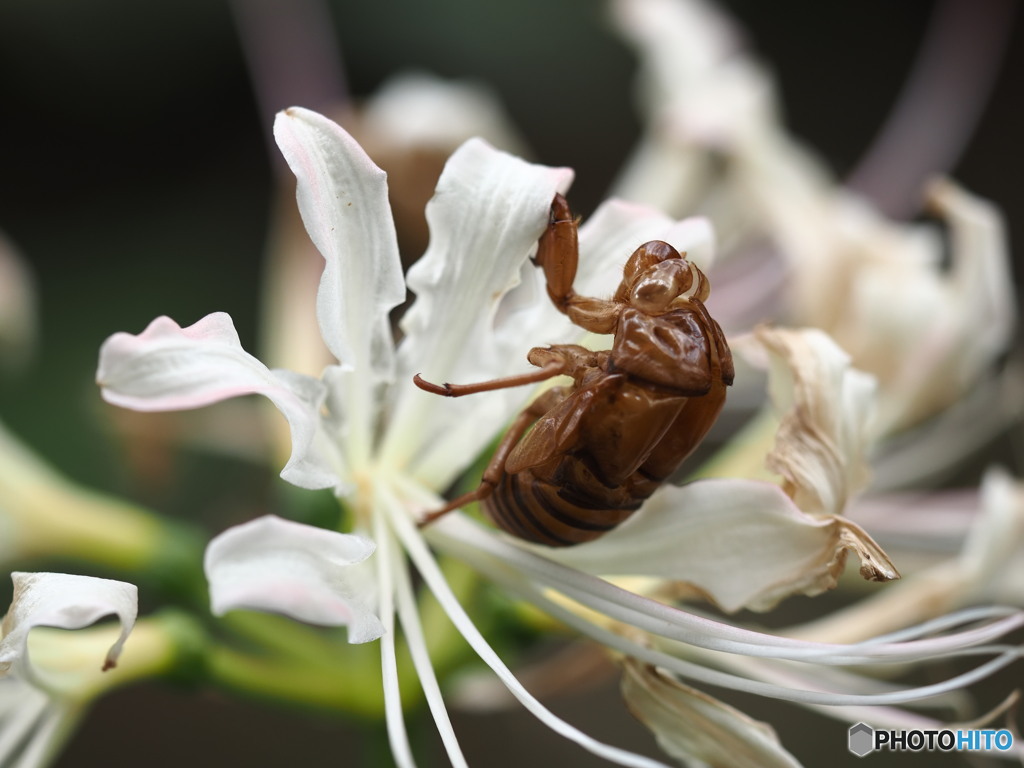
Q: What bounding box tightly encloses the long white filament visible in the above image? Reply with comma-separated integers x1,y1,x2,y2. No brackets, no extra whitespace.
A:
703,654,1024,759
372,509,416,768
381,485,673,768
440,526,1023,707
389,516,469,768
428,511,1024,663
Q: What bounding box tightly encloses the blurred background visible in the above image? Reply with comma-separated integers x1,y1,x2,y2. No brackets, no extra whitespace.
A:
0,0,1021,765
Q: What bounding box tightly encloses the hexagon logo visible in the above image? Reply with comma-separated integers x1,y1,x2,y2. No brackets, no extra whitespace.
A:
848,722,875,757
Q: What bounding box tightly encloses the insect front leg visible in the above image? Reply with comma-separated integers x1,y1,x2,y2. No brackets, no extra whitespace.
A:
534,195,618,335
535,193,579,309
417,389,566,527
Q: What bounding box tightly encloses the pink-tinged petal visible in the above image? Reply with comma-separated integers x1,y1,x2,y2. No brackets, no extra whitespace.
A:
97,313,339,490
0,572,137,682
274,108,406,464
550,479,897,612
383,138,573,487
204,515,384,644
621,660,803,768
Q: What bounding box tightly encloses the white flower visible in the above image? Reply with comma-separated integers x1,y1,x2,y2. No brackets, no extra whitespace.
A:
610,0,1017,450
0,572,137,768
96,108,1023,767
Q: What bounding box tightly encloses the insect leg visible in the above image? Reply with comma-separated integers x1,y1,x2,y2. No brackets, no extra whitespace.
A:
534,193,579,309
417,391,562,527
413,359,566,397
534,194,619,335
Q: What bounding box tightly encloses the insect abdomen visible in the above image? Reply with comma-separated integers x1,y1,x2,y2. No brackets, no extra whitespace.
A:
484,470,640,547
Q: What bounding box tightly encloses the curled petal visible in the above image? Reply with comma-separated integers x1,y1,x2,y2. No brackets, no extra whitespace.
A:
621,659,802,768
854,180,1012,433
0,572,137,683
272,107,405,375
736,326,877,517
274,108,407,464
551,479,897,612
383,137,573,487
204,515,384,644
97,313,339,490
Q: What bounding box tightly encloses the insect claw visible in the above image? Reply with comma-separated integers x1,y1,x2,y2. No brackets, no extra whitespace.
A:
413,373,452,396
417,506,451,528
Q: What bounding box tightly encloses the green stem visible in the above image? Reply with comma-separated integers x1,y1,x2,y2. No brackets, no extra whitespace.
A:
0,421,208,598
205,641,406,719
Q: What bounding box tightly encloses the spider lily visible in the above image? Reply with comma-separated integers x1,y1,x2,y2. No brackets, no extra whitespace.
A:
97,108,1023,766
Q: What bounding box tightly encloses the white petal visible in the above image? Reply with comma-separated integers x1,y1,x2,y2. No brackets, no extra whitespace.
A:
204,515,384,644
928,179,1015,370
360,71,528,156
274,107,406,463
621,659,803,768
844,180,1012,433
0,572,137,683
609,0,777,215
551,479,896,612
97,313,339,490
383,138,573,486
736,327,877,517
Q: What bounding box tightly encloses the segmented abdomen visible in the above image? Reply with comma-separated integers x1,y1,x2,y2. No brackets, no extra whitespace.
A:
483,469,641,547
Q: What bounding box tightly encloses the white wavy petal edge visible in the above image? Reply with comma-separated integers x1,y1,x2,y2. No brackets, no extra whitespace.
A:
0,572,138,685
204,515,384,644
